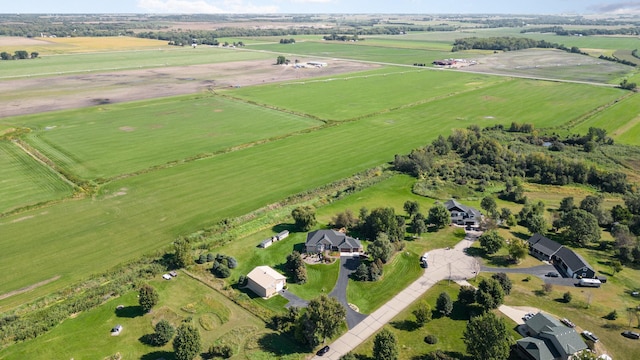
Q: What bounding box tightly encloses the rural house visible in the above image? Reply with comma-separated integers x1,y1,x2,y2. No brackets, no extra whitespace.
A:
305,229,363,254
526,234,596,279
517,312,587,360
444,199,482,228
246,266,286,298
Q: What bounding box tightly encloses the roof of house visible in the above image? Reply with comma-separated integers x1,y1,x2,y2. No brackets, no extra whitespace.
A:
554,247,592,272
526,312,564,335
517,337,557,360
539,326,588,357
247,266,286,288
528,234,563,256
305,229,361,250
444,199,482,217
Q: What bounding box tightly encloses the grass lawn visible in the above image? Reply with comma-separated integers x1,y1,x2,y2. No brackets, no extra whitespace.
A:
572,92,640,146
0,141,74,214
0,271,305,360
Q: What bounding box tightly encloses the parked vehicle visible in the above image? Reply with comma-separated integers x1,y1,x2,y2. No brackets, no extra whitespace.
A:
560,318,575,328
582,330,599,342
522,312,536,321
578,278,601,288
546,272,559,278
631,291,640,297
622,330,640,339
420,252,429,268
316,346,330,356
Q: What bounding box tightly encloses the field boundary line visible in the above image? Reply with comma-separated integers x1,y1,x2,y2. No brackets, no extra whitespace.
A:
0,276,60,301
562,91,635,130
12,139,78,190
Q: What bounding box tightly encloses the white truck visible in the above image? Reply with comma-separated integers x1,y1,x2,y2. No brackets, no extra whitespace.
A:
578,278,601,288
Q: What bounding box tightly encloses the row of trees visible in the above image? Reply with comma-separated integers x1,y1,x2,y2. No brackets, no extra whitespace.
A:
0,50,38,60
522,26,640,37
451,36,588,55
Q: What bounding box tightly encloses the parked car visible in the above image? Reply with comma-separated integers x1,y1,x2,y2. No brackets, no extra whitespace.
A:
631,291,640,297
522,313,535,321
560,318,575,328
582,330,599,343
546,272,559,278
622,330,640,339
316,346,330,356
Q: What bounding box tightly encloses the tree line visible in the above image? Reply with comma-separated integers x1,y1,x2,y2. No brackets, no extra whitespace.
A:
0,50,38,60
451,36,588,55
522,26,640,36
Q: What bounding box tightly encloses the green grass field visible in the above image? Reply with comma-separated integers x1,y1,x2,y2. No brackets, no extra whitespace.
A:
572,92,640,146
0,75,627,306
0,141,73,214
8,95,322,180
0,47,272,79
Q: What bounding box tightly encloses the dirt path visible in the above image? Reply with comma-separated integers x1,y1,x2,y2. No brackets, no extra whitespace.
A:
0,58,378,118
0,275,61,301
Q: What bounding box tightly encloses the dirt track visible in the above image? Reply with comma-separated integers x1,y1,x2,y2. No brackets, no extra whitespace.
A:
0,58,378,118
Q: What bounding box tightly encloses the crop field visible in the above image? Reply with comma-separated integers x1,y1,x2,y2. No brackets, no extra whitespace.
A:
0,75,625,308
0,46,272,79
9,95,322,180
0,36,170,55
0,142,74,214
572,93,640,146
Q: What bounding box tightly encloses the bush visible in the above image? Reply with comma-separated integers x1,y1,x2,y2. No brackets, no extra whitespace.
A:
238,275,247,286
206,253,215,262
605,310,618,320
226,257,238,269
424,334,439,344
196,254,207,264
207,344,233,358
563,291,572,303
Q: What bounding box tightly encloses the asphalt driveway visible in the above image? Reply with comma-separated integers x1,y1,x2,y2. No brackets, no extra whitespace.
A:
481,264,579,286
329,255,367,329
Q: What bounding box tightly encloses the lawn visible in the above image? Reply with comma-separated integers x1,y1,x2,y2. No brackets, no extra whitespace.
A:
0,141,74,214
0,272,304,360
572,92,640,146
7,95,322,179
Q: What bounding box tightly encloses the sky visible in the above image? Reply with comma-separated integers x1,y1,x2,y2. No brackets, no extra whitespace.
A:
4,0,640,15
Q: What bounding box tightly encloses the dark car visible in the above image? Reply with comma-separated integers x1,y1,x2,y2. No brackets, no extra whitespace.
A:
316,346,330,356
546,272,559,278
622,330,640,339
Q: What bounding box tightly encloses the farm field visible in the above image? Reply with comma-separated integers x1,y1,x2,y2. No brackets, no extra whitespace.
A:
0,141,74,214
0,36,170,55
10,95,322,180
572,93,640,146
0,76,628,306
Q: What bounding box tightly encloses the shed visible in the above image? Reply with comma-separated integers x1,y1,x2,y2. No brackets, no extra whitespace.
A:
259,238,273,248
111,324,123,336
276,230,290,241
246,266,286,298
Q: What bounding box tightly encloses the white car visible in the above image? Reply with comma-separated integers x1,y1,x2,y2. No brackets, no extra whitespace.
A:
162,274,172,280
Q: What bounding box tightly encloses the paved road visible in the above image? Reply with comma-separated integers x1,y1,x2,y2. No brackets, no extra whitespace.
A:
280,288,308,308
481,264,580,287
312,236,478,360
329,255,367,329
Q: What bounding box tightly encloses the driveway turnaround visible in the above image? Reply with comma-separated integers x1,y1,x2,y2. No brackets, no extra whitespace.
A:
312,236,478,360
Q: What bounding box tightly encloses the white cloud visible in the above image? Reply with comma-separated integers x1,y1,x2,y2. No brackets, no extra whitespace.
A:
137,0,278,13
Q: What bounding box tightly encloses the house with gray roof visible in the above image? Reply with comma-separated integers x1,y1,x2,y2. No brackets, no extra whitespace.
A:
528,233,563,261
552,247,595,279
517,312,587,360
305,229,362,254
444,199,482,227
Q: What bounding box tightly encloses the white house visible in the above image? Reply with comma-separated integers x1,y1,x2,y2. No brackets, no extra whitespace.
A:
246,266,286,298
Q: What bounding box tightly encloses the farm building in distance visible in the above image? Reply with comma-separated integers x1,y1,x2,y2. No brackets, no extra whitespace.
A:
246,266,286,298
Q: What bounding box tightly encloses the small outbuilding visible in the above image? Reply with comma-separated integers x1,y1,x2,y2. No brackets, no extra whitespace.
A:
246,266,286,298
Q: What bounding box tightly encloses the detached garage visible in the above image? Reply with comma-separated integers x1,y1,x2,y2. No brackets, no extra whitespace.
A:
246,266,286,298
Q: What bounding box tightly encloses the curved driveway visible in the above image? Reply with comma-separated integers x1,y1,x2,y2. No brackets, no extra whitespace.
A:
329,255,368,329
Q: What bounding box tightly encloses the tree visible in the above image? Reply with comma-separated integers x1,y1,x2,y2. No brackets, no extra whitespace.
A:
428,203,450,229
152,319,175,345
296,294,346,347
173,323,201,360
611,260,623,276
372,328,398,360
563,291,572,303
560,209,601,245
173,237,193,268
331,209,358,229
411,218,427,236
340,353,357,360
481,196,498,218
436,292,453,316
139,284,159,313
14,50,29,59
508,238,528,263
353,263,369,281
625,193,640,215
30,52,39,59
276,55,287,64
478,230,505,254
611,204,632,224
463,312,511,360
286,251,307,284
291,206,317,231
368,232,394,263
362,207,404,242
412,301,432,327
476,278,504,311
526,214,547,235
491,272,512,295
0,51,11,60
457,285,477,305
559,196,575,213
404,200,420,217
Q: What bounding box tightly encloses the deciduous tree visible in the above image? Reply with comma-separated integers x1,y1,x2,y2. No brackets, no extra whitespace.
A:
428,203,451,229
173,323,201,360
481,196,498,218
508,238,528,263
476,278,504,311
463,312,511,360
403,200,420,217
436,292,453,316
560,209,601,246
478,230,505,254
368,232,394,264
296,295,346,347
291,206,317,231
152,319,175,346
412,301,432,327
373,328,398,360
173,237,193,268
139,284,159,313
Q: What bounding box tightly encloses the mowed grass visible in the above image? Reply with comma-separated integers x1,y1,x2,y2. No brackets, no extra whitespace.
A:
229,68,507,121
0,141,73,213
7,95,322,179
0,272,294,360
572,92,640,146
0,76,626,305
0,46,272,79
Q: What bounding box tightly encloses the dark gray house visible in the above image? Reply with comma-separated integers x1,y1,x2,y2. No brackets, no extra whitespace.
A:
517,312,587,360
552,247,596,279
305,229,363,254
528,233,563,261
444,199,482,228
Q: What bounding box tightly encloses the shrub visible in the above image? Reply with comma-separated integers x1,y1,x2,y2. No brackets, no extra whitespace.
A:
563,291,572,303
542,283,553,294
605,310,618,320
226,256,238,269
424,334,439,344
207,344,233,358
237,275,247,286
206,253,215,262
197,254,207,264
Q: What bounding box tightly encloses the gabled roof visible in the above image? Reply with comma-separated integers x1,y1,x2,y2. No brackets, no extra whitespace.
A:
528,234,563,257
247,266,286,288
526,312,563,335
554,247,592,272
444,199,482,216
517,337,557,360
306,229,361,249
539,326,588,358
